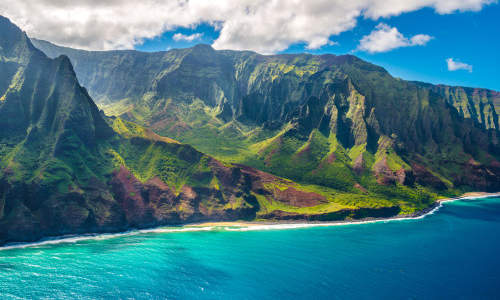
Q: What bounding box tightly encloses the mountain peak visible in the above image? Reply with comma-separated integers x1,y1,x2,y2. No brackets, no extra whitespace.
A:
0,15,16,29
0,15,113,144
191,43,214,52
0,15,26,52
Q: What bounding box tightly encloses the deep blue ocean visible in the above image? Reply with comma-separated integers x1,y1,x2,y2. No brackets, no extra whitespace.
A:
1,197,499,299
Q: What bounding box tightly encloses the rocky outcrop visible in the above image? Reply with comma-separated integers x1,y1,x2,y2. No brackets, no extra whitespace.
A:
426,84,500,130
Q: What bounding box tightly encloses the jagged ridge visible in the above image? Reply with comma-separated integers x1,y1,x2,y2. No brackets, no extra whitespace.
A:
31,39,500,196
1,16,414,245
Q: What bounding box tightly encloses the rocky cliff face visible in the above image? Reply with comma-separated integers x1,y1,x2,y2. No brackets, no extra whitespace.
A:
31,38,500,196
424,83,500,130
4,16,404,245
32,39,500,131
0,16,497,245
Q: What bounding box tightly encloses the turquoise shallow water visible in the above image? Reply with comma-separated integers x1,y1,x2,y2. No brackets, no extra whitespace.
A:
1,197,500,299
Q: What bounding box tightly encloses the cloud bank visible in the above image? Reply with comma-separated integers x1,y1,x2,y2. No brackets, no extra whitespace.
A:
447,58,473,72
358,23,432,53
0,0,494,53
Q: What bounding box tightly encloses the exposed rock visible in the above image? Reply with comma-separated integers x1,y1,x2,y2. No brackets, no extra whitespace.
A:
411,164,447,190
273,187,327,207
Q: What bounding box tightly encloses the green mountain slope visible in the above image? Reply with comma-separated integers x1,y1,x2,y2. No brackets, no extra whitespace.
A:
32,39,500,130
31,39,500,198
2,17,420,245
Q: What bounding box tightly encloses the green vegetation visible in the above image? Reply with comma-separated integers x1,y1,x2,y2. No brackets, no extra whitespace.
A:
0,15,499,245
30,35,500,218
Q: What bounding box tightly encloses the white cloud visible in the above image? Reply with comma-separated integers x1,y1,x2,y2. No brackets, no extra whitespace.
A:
306,39,338,50
358,23,433,53
172,33,203,42
361,0,495,18
0,0,494,53
446,58,473,72
410,34,433,46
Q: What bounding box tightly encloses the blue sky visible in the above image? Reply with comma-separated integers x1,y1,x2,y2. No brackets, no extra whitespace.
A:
136,4,500,91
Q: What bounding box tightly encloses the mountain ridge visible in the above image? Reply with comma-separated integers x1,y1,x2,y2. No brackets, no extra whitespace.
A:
4,16,409,245
0,15,498,244
30,38,499,137
31,38,499,98
30,38,500,195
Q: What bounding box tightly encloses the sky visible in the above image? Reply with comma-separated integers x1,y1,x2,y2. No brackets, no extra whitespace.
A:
0,0,498,90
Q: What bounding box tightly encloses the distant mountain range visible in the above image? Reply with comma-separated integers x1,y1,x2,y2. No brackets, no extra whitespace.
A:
0,15,498,245
32,37,500,192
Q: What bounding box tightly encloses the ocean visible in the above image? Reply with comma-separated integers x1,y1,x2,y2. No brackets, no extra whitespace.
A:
1,196,499,299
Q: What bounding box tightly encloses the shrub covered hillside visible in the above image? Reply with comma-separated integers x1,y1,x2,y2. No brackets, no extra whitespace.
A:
0,16,438,245
32,36,500,204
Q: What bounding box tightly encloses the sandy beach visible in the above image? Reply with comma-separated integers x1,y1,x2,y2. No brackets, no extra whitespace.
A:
437,192,500,202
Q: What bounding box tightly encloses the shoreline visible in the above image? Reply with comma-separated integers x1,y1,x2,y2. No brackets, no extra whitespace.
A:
185,192,500,228
1,192,499,250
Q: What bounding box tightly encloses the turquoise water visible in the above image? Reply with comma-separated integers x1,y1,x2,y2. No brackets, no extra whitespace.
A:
1,197,500,299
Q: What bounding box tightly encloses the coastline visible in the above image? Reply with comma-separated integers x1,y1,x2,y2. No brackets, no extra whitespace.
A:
1,192,499,250
186,192,500,229
436,192,500,202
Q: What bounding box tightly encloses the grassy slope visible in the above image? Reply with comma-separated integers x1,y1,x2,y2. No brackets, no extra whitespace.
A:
27,40,500,218
98,77,461,217
111,119,423,216
112,114,441,216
